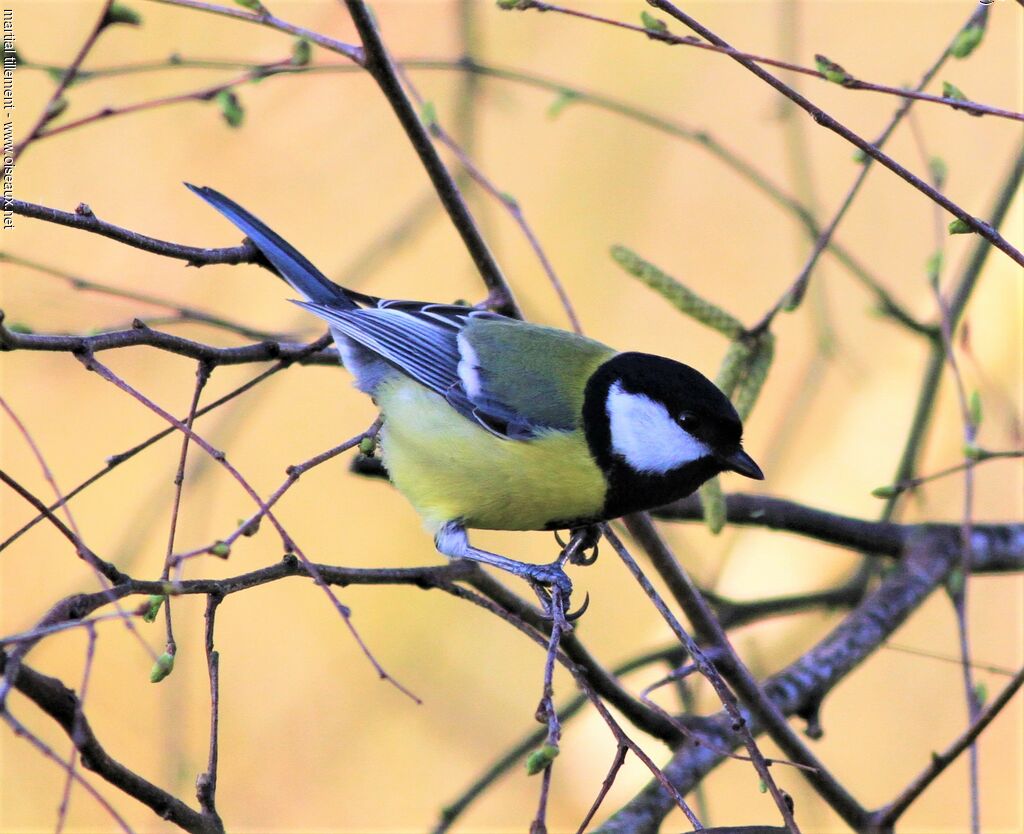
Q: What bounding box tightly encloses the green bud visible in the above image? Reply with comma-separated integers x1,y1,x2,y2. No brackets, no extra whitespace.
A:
942,81,967,102
547,88,580,119
948,218,972,235
925,250,943,280
950,25,984,60
968,390,983,429
852,148,868,164
496,0,523,8
104,2,142,26
44,97,68,122
233,0,265,11
291,38,311,66
814,54,852,86
358,436,377,456
419,100,438,131
610,246,744,339
973,681,987,707
7,322,33,334
946,566,965,598
962,443,984,461
759,779,768,793
929,157,948,189
871,485,898,499
209,541,231,557
142,595,165,623
640,11,668,34
150,651,175,683
781,287,802,312
215,90,244,128
525,744,559,775
699,478,726,535
499,192,519,210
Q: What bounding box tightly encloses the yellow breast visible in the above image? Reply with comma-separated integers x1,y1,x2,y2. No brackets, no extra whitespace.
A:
375,378,607,532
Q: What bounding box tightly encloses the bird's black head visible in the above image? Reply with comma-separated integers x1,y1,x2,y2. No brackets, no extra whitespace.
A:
582,352,763,520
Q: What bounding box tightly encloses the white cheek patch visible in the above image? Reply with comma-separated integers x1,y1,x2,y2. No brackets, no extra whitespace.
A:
456,334,483,399
606,382,711,474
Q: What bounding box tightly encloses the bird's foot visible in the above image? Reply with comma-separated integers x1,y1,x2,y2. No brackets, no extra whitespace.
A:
523,560,583,620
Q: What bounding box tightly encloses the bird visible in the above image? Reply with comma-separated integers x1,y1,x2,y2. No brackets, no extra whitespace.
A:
186,184,764,601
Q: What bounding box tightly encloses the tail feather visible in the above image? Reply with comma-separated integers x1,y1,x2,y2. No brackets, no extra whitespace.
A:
186,183,355,308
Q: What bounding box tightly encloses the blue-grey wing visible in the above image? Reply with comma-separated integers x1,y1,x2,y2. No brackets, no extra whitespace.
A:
293,299,535,438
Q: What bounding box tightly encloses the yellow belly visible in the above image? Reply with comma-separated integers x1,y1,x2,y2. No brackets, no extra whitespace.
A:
375,379,607,532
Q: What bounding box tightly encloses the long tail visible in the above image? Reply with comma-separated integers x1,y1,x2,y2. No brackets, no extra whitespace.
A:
185,183,356,308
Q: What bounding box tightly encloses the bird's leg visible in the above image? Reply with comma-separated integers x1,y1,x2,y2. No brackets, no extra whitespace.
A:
435,522,573,604
558,525,601,566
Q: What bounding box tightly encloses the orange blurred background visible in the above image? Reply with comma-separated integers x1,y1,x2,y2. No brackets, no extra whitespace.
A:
1,1,1021,831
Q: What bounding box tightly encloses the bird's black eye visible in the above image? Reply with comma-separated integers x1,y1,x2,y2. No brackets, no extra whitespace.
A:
677,412,700,432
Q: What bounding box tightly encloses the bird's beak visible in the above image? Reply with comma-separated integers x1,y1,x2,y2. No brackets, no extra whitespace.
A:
721,448,764,480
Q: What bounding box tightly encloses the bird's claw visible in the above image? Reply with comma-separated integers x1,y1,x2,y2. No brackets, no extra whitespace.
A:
558,526,601,566
566,591,590,622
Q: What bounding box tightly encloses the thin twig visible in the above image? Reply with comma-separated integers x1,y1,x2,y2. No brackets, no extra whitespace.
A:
196,594,224,828
344,0,521,317
5,0,114,170
871,666,1024,829
602,524,804,834
0,709,136,834
54,623,99,834
79,353,421,704
498,1,1020,121
644,1,1021,267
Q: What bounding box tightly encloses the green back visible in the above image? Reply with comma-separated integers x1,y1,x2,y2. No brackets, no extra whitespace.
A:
462,318,616,430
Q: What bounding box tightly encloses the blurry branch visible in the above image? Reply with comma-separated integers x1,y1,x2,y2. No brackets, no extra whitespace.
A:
873,449,1023,499
34,58,296,143
21,0,520,316
496,1,1022,122
0,254,289,342
645,0,1022,268
916,104,984,834
13,55,925,332
404,71,583,333
653,493,1024,573
343,0,521,317
882,145,1024,515
508,0,1022,268
3,0,113,173
147,0,363,62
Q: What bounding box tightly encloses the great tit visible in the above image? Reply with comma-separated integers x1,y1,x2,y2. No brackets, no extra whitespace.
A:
187,185,763,596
